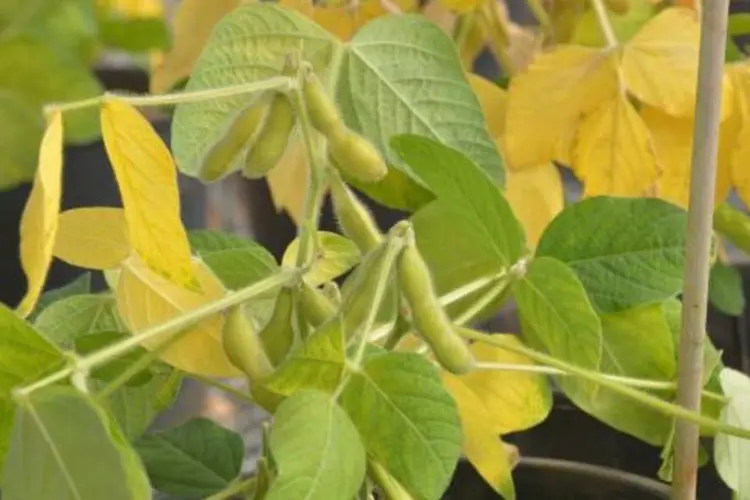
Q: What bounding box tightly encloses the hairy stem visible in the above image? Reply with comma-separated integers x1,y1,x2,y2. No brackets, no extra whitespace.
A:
589,0,618,48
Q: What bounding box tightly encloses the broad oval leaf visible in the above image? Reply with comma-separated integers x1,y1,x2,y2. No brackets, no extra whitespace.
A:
339,351,462,500
715,368,750,500
29,273,91,321
135,417,245,498
265,390,366,500
709,261,746,317
54,207,131,270
35,294,126,348
1,387,151,500
536,196,688,313
282,231,361,286
116,253,241,378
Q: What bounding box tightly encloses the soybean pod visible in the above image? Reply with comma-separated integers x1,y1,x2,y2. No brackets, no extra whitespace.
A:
397,233,475,374
302,70,342,138
198,98,269,182
259,286,296,366
328,127,388,184
329,171,383,254
298,282,337,328
222,305,274,382
242,92,297,179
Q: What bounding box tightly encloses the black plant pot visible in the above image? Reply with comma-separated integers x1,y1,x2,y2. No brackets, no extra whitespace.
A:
443,457,670,500
0,68,207,307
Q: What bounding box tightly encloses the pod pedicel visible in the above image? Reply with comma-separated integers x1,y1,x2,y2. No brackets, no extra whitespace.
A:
198,100,269,182
298,281,337,328
328,128,388,184
259,286,296,366
397,235,475,374
329,171,383,253
222,305,274,382
302,71,342,137
242,92,296,178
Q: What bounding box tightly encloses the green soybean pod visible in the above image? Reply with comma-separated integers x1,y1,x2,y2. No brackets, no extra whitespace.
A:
222,305,274,382
198,100,269,182
259,286,296,366
329,171,383,253
243,92,297,179
328,128,388,184
298,282,337,328
302,71,342,137
397,238,475,375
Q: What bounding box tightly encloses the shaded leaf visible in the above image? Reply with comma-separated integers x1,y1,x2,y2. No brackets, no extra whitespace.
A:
30,273,91,321
709,261,745,317
35,294,126,348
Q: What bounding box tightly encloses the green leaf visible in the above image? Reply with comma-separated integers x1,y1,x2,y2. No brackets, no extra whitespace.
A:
263,318,346,397
513,256,603,373
339,352,462,500
29,272,91,321
2,387,151,500
571,0,656,47
135,417,245,498
283,231,361,286
536,197,687,313
34,294,126,348
265,390,366,500
75,331,154,386
0,304,64,472
99,17,171,53
709,261,745,317
0,91,44,189
715,368,750,499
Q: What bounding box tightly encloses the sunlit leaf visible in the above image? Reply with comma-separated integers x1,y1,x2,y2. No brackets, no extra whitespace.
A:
715,368,750,500
53,207,131,270
17,111,64,317
282,231,361,286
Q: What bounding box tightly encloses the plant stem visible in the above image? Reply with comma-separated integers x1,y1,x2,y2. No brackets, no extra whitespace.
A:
672,1,730,498
454,276,510,325
437,270,508,308
459,327,750,441
45,76,294,115
14,270,297,398
368,460,412,500
589,0,618,48
205,477,256,500
525,0,552,33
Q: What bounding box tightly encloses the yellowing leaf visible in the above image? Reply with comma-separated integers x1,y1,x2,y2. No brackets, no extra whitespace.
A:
438,0,482,14
620,7,701,117
53,208,131,270
150,0,245,93
504,161,564,249
101,100,197,290
641,105,735,208
282,231,361,286
100,0,164,17
573,96,660,197
442,373,516,499
116,253,240,378
266,137,309,224
505,45,618,169
728,65,750,207
17,111,64,317
468,73,508,138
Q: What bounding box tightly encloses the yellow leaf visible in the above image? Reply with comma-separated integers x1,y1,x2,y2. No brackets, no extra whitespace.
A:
53,208,131,270
504,161,564,249
505,45,618,169
101,100,197,290
728,65,750,207
116,253,240,378
439,0,482,15
468,73,508,138
573,96,660,197
17,111,64,317
266,137,309,224
282,231,361,286
149,0,245,94
99,0,163,17
621,7,700,117
421,0,457,36
641,105,735,208
442,373,516,499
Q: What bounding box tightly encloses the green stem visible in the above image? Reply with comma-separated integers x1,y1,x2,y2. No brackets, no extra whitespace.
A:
460,327,750,441
190,373,257,406
589,0,618,48
45,76,294,115
15,270,298,398
368,460,412,500
205,477,257,500
453,276,510,326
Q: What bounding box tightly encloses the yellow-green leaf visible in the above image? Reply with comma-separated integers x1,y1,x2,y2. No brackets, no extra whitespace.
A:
641,104,735,208
573,96,660,197
442,372,516,499
438,0,482,14
54,208,131,270
266,137,308,225
282,231,361,286
101,100,197,290
116,253,240,378
468,73,507,138
505,45,618,169
17,111,64,317
728,65,750,207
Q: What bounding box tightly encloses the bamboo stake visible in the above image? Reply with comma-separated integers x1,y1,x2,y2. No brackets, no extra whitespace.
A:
671,2,730,499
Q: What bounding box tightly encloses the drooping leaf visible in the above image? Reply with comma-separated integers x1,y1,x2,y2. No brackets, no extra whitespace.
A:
29,272,91,321
135,417,245,498
714,368,750,500
536,196,688,312
0,304,64,472
709,261,746,317
339,352,462,500
513,256,603,377
53,207,131,270
17,111,64,317
265,390,366,500
116,253,240,378
282,231,361,286
2,387,151,500
101,99,197,289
